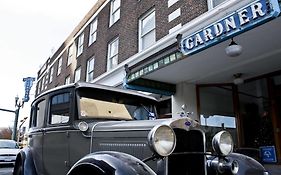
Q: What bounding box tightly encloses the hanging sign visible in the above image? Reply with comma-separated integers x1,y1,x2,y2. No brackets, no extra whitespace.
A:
23,77,36,102
179,0,280,55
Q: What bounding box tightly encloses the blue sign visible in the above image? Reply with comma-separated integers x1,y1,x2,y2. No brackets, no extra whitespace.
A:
23,77,36,102
180,0,280,55
260,146,277,163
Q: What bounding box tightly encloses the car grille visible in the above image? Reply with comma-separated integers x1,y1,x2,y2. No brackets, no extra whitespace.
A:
168,129,206,175
0,154,16,156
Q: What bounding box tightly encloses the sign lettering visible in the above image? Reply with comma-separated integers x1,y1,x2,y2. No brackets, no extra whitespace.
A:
180,0,280,55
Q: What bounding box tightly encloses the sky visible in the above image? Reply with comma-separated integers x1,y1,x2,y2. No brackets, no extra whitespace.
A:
0,0,97,127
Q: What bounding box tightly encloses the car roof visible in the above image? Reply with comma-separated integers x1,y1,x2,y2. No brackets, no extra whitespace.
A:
33,82,157,104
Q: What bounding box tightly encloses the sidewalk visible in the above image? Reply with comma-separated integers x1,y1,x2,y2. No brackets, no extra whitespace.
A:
264,164,281,175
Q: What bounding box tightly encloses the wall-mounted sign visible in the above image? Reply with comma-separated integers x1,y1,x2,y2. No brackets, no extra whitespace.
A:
260,146,277,163
180,0,280,55
23,77,36,102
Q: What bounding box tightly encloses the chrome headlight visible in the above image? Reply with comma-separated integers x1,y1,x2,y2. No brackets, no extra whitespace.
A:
212,131,233,156
148,125,176,157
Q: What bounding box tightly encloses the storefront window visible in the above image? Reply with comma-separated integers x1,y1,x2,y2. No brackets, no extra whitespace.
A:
238,78,274,148
198,85,237,150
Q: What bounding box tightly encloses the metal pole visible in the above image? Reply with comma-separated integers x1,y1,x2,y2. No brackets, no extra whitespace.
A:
12,107,20,141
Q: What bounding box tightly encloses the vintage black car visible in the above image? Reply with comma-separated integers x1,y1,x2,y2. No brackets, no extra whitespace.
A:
14,82,268,175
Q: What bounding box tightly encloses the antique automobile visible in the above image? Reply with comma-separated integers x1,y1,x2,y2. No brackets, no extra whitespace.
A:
13,82,268,175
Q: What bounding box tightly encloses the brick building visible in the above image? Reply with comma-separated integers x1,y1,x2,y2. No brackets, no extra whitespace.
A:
36,0,207,94
36,0,281,165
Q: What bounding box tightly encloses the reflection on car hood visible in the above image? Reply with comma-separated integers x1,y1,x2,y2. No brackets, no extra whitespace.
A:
0,148,20,155
92,117,199,132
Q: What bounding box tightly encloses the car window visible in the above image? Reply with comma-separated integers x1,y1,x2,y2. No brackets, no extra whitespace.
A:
0,140,19,149
78,90,157,120
49,93,70,125
31,99,46,128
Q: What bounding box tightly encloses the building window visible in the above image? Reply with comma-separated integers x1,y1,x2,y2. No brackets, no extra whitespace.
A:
89,19,98,46
49,67,54,83
67,44,75,66
107,37,119,71
45,74,49,86
37,81,41,94
207,0,227,10
86,57,95,82
74,67,81,83
65,75,71,85
139,9,156,51
109,0,121,26
77,33,84,56
41,78,44,91
57,57,62,75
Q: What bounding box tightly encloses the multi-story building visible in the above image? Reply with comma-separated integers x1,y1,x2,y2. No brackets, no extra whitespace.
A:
36,0,281,164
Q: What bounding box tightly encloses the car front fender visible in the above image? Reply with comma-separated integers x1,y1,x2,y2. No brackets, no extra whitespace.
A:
67,151,156,175
13,147,37,175
228,153,268,175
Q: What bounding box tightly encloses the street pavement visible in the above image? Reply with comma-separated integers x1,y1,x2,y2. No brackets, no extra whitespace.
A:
0,165,13,175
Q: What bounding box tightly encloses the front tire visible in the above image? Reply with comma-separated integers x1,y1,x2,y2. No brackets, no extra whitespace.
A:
13,160,23,175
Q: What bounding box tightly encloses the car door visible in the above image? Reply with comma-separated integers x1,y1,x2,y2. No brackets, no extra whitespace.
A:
42,91,72,175
29,98,46,175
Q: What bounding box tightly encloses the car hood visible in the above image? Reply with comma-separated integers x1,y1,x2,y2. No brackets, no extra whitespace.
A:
0,148,20,155
92,117,200,132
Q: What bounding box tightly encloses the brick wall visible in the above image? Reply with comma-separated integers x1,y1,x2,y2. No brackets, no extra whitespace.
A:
36,0,208,96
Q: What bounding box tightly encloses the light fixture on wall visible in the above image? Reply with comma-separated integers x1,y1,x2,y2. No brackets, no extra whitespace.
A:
225,38,243,57
233,73,244,85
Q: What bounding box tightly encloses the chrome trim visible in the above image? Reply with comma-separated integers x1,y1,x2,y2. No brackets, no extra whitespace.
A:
99,143,147,147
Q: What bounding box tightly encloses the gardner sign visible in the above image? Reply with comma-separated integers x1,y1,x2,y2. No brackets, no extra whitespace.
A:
179,0,280,55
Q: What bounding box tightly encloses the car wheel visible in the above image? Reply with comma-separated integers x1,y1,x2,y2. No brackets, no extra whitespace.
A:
13,161,23,175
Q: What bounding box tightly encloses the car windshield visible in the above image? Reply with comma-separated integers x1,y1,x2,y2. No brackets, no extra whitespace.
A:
77,88,157,120
0,140,18,149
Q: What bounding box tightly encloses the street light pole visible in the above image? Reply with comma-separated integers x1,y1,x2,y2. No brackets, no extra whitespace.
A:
12,96,24,141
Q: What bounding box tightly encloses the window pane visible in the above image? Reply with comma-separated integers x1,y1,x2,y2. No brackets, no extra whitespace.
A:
67,44,74,65
199,86,237,151
74,67,81,82
142,30,155,50
108,38,119,70
112,0,120,12
142,11,155,35
111,55,118,68
112,9,120,24
212,0,226,7
65,76,70,85
110,40,118,57
36,100,46,127
77,33,84,56
87,58,95,82
89,19,97,45
57,57,62,75
238,79,274,148
50,93,70,125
